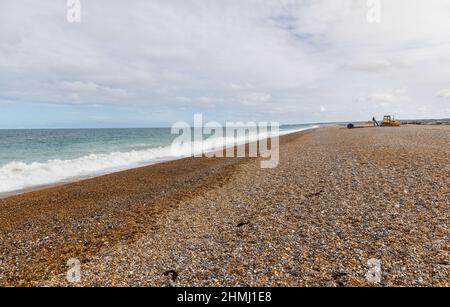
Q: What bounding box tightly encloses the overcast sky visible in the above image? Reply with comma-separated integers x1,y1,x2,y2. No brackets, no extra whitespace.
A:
1,0,450,128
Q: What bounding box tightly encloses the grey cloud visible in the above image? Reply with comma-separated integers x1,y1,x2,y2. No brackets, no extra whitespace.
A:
0,0,450,123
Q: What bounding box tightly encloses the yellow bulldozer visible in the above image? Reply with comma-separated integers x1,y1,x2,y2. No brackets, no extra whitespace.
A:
381,115,401,127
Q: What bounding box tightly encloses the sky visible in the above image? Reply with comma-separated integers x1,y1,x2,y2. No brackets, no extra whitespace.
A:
1,0,450,128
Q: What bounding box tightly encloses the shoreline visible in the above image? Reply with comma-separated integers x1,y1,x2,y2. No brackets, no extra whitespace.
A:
0,128,316,286
0,125,448,286
0,126,318,199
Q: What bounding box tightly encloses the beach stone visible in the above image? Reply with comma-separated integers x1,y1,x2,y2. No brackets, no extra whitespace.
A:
0,125,449,287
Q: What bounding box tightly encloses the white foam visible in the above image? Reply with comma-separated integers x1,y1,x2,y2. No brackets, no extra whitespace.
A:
0,126,317,194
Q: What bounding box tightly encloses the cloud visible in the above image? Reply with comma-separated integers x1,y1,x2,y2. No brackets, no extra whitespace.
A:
346,60,394,72
240,92,273,105
175,96,192,103
356,89,410,109
437,88,450,99
1,0,450,125
229,83,254,91
56,81,132,102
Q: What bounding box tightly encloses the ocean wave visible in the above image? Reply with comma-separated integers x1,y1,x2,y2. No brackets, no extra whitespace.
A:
0,126,317,194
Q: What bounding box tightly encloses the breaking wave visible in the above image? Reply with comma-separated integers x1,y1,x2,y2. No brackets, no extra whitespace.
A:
0,126,317,194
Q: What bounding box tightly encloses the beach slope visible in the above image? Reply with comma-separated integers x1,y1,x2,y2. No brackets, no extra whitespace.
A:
0,126,449,286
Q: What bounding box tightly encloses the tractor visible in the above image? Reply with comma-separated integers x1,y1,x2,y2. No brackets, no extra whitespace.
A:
381,115,401,127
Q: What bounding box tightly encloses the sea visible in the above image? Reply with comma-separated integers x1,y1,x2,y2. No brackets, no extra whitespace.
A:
0,124,317,194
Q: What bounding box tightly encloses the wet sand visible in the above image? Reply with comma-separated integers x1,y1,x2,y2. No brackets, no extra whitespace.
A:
0,126,449,286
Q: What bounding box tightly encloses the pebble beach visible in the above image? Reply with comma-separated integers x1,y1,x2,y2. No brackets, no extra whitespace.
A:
0,125,449,287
